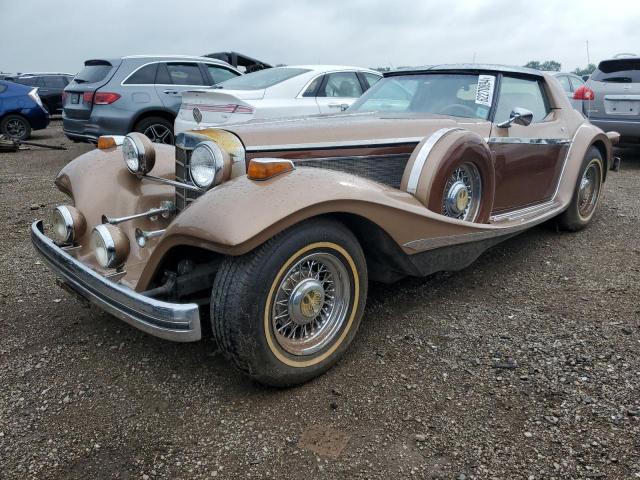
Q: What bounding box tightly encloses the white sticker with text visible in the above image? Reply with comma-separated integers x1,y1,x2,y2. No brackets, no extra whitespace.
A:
475,75,496,107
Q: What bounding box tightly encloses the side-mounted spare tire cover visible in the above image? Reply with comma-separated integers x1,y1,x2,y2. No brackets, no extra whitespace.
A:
400,128,495,224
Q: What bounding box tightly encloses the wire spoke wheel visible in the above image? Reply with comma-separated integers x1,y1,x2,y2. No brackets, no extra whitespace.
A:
577,159,602,219
143,124,173,144
271,252,351,356
441,162,482,221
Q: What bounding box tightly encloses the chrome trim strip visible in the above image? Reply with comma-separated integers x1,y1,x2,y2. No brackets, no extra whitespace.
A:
404,201,564,251
31,221,201,342
485,137,572,144
142,174,203,193
406,128,461,195
247,137,422,152
490,200,556,223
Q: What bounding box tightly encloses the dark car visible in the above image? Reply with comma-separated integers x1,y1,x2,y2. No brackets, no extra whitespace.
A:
13,73,74,114
62,55,241,144
0,80,50,140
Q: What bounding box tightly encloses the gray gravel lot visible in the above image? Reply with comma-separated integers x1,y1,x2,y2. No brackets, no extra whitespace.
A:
0,120,639,479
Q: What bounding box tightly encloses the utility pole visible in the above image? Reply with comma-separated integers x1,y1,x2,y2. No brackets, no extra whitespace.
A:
586,40,590,66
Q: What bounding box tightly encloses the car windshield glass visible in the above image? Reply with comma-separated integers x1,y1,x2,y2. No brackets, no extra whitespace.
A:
218,67,310,90
74,62,112,83
592,59,640,83
349,73,493,120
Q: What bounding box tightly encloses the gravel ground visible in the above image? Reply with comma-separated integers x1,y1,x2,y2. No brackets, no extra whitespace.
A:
0,120,639,479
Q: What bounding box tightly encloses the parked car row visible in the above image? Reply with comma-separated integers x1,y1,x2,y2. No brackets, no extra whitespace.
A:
33,63,620,386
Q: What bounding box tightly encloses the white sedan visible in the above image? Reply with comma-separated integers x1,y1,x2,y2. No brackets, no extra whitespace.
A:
175,65,382,135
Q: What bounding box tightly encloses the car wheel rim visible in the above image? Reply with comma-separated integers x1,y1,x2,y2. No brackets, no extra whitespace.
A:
271,252,351,356
143,124,174,144
442,162,482,221
578,159,601,219
6,119,26,138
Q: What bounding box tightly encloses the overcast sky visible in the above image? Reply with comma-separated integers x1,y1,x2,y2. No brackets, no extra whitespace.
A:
1,0,638,74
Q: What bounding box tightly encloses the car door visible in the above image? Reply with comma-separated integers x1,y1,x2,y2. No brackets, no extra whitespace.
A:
490,75,571,212
155,62,208,114
315,71,365,113
43,75,68,112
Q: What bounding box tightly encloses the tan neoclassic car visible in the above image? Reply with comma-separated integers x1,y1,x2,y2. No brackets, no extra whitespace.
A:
32,64,619,386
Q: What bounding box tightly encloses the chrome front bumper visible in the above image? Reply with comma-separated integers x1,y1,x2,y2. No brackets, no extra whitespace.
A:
31,220,202,342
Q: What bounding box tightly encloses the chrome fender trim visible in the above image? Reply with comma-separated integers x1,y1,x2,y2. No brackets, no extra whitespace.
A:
405,128,463,195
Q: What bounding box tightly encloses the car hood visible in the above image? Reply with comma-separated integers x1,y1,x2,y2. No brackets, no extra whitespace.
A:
213,111,490,151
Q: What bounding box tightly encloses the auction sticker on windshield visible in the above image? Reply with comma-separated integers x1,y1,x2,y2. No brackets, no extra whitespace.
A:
475,75,495,107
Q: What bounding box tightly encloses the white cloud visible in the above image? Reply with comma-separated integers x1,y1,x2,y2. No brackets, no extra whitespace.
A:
0,0,638,74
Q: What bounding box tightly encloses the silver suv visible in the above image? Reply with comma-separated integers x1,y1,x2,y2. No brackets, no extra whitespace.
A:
582,57,640,143
62,55,241,144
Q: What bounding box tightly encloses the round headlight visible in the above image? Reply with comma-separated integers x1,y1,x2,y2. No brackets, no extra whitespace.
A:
189,141,229,189
52,205,86,244
122,132,155,175
90,224,130,269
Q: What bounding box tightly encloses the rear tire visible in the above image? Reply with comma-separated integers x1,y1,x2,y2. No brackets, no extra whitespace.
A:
134,116,174,145
556,146,604,232
1,114,31,140
211,218,368,387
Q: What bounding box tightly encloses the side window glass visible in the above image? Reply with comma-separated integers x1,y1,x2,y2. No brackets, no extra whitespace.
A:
556,75,571,93
124,63,158,85
165,63,205,85
302,76,323,97
155,63,171,84
319,72,364,98
495,76,549,124
569,76,584,92
364,72,382,89
205,65,238,84
0,84,7,94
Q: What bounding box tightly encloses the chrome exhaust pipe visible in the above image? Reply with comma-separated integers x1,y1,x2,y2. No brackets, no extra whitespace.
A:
135,228,166,248
102,201,175,225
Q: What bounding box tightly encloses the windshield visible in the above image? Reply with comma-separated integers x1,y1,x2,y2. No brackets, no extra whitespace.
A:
349,73,494,120
218,67,310,90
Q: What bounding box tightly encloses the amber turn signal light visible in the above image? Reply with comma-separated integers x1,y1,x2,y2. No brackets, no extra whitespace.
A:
97,135,124,150
247,158,295,181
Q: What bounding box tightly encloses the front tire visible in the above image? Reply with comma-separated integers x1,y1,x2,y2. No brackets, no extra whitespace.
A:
211,219,368,387
556,146,604,231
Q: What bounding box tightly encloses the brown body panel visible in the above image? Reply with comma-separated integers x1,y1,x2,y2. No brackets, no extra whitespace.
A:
491,143,569,211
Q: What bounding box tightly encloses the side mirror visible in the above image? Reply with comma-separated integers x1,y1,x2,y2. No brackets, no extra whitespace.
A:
497,107,534,128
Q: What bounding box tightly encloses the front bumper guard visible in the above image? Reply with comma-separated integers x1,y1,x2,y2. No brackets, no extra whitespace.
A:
31,220,201,342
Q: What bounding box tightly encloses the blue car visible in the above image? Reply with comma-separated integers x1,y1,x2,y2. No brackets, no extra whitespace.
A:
0,80,50,140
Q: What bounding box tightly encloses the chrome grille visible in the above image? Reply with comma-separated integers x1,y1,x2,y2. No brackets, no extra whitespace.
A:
293,154,410,189
175,146,202,213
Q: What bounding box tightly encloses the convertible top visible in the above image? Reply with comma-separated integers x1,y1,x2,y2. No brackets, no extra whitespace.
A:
385,63,544,78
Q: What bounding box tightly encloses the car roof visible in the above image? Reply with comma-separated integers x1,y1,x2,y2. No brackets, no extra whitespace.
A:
385,63,544,78
286,65,382,74
121,54,231,64
19,72,74,76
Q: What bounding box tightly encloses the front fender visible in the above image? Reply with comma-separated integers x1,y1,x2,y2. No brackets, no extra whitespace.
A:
136,167,496,289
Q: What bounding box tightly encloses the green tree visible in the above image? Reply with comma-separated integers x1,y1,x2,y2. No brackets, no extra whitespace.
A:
524,60,561,71
573,63,596,77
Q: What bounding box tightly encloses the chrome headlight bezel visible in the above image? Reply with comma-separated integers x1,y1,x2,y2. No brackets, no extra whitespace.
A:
123,132,155,175
90,224,130,269
189,141,227,190
52,205,86,244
